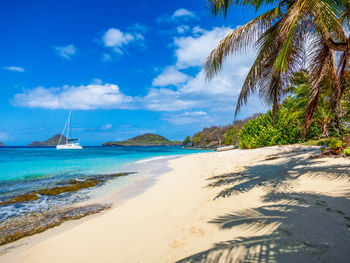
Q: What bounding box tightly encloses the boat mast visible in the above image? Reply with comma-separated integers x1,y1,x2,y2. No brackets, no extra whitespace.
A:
58,110,70,146
66,110,71,144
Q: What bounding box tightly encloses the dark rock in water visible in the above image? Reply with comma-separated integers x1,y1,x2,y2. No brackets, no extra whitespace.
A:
0,172,132,207
28,134,67,146
0,203,111,246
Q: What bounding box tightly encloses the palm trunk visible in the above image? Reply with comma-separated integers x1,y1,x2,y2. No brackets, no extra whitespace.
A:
322,122,328,138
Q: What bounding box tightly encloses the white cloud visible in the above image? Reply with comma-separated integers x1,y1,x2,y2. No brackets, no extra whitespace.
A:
102,124,112,130
102,28,144,54
13,26,266,120
157,8,198,23
172,8,196,18
176,25,190,34
165,111,210,125
3,66,25,72
145,26,263,117
152,66,191,87
175,26,232,68
0,131,9,141
141,88,202,111
55,44,77,59
13,82,133,110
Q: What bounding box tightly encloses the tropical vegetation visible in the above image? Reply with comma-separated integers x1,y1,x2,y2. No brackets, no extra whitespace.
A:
205,0,350,137
199,0,350,154
103,133,181,146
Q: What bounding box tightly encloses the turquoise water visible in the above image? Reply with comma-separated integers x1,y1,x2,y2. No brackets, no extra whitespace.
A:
0,146,208,220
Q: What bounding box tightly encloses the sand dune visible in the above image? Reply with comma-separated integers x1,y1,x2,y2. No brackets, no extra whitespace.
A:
1,145,350,262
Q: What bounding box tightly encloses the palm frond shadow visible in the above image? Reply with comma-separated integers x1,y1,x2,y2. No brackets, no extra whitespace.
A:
177,193,350,263
208,151,349,199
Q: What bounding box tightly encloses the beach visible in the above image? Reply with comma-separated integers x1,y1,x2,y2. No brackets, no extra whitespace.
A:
1,145,350,262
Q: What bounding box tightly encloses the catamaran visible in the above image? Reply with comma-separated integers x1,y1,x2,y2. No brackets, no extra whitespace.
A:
56,110,83,150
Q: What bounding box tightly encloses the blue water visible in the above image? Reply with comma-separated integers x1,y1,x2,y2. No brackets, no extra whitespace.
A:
0,146,208,220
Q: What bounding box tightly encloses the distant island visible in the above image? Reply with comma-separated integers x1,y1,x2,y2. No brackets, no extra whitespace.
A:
28,134,67,146
103,133,182,146
0,142,5,146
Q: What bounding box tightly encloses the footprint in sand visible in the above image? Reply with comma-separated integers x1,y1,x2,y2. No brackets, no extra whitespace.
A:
189,226,205,236
171,240,185,249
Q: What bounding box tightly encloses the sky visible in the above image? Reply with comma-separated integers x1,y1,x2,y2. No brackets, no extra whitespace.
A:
0,0,269,145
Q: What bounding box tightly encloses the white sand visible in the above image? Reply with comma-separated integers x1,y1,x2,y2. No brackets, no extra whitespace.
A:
1,145,350,262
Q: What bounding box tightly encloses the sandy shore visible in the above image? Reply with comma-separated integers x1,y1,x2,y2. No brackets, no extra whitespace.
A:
1,145,350,262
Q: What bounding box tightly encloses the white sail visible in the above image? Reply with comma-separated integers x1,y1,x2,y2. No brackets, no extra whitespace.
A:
56,110,83,150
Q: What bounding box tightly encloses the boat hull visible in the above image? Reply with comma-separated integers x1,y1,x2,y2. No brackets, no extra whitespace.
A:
216,145,235,152
56,143,83,150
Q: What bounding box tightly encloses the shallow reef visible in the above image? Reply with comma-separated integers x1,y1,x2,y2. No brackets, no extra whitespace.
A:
0,172,131,207
0,203,111,246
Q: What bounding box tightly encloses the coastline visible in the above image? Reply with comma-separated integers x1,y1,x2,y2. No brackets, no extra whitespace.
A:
1,145,350,262
0,153,188,250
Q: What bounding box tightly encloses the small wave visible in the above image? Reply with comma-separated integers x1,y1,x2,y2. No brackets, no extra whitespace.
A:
134,156,170,164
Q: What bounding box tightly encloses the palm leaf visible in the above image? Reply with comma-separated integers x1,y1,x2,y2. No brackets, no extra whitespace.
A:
204,5,284,79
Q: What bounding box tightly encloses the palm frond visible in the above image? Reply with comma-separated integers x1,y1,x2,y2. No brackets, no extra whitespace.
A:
207,0,282,16
204,5,284,79
304,36,333,136
234,23,281,115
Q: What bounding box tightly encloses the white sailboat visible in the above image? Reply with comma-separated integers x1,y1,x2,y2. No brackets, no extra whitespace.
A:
56,110,83,150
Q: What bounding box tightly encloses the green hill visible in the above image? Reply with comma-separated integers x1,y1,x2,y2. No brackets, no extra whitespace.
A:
103,133,181,146
28,134,67,146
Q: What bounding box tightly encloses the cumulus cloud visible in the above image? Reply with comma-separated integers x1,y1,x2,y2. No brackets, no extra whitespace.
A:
158,8,198,23
3,66,25,72
141,88,203,111
176,25,190,34
147,26,263,118
172,8,196,19
13,82,133,110
102,28,144,54
55,44,77,59
174,27,232,68
152,66,191,87
13,26,266,120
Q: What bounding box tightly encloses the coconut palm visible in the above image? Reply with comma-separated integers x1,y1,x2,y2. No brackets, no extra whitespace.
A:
204,0,349,134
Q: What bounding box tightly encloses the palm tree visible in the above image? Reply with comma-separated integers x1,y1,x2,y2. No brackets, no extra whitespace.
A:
204,0,349,134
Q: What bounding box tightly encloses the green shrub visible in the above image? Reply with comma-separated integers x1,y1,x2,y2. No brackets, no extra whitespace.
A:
303,138,331,146
329,138,343,150
238,111,319,149
183,136,191,145
343,147,350,156
223,126,238,145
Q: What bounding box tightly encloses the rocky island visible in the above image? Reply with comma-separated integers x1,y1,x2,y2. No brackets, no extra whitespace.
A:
103,133,181,146
0,142,5,146
28,134,67,146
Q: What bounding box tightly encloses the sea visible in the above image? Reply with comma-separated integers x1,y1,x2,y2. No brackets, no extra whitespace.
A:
0,146,209,222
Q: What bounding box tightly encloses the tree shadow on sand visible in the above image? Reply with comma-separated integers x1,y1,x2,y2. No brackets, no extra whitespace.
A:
207,150,350,199
177,151,350,263
177,193,350,263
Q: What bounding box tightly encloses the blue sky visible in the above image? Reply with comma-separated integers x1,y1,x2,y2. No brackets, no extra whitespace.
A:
0,0,268,145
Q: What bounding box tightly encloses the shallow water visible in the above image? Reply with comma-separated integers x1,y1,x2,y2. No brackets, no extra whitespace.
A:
0,146,208,221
